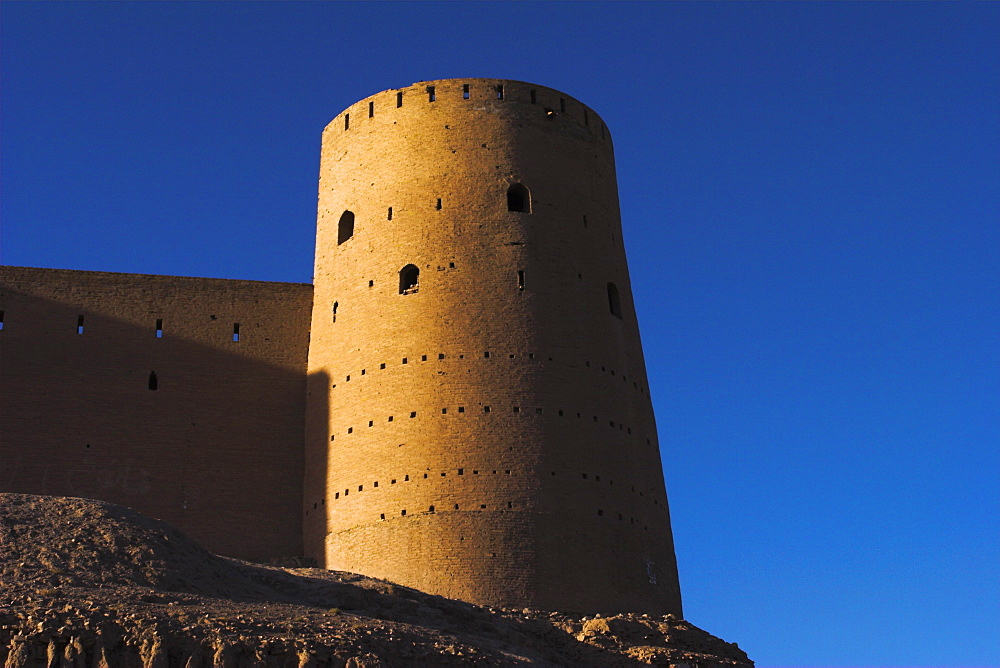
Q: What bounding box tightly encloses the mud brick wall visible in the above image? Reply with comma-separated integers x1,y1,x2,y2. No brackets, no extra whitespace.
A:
0,267,312,560
305,79,682,615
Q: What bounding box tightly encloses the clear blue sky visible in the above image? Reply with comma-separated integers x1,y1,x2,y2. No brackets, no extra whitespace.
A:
2,3,997,665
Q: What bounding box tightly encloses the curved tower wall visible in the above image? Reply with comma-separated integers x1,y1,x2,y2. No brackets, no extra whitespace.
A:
304,78,681,614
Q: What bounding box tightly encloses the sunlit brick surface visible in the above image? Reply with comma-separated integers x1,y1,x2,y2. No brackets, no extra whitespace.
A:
305,79,682,614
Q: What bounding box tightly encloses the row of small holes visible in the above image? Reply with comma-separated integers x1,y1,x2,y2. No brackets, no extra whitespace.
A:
326,469,664,507
333,469,516,500
331,352,648,395
37,316,242,342
341,83,607,139
331,406,650,443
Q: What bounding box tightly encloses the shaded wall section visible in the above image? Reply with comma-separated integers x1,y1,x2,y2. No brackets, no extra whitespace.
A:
0,267,312,560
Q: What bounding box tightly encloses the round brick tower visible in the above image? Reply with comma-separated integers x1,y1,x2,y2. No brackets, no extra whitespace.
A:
304,78,682,615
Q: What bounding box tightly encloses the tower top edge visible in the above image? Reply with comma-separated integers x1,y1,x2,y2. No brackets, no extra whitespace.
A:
325,78,611,141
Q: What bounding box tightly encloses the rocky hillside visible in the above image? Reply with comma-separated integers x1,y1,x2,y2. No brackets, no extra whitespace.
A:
0,494,752,666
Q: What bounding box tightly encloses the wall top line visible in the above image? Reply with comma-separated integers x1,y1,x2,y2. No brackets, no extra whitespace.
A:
325,78,610,143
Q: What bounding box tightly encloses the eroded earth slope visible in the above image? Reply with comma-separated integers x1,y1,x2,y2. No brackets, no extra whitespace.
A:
0,494,752,666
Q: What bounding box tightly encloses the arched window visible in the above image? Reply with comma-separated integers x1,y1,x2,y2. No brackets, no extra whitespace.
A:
607,282,622,319
337,211,355,245
507,183,531,213
399,264,419,294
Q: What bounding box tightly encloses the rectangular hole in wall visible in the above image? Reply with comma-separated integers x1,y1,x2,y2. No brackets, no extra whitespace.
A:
584,109,589,125
155,319,163,338
530,89,537,104
436,198,442,210
232,323,240,342
76,315,84,334
344,113,349,130
496,84,504,100
0,310,4,330
427,85,436,102
396,91,403,107
369,101,374,117
517,270,525,291
560,98,566,113
148,371,158,390
463,83,470,99
387,207,392,220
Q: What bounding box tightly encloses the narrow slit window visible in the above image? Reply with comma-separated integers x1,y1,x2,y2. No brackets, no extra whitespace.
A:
463,83,470,99
506,183,531,212
332,301,339,323
396,91,403,107
496,84,504,100
0,310,5,330
436,198,442,210
387,206,393,220
607,283,623,319
148,371,158,391
337,210,355,244
530,89,537,104
77,315,85,334
155,319,163,338
344,113,349,130
427,86,436,102
584,109,589,125
560,98,566,113
399,264,420,294
368,101,374,117
233,323,240,342
517,270,525,291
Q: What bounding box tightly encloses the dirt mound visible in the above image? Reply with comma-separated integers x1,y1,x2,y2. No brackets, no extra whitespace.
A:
0,494,752,666
0,493,279,600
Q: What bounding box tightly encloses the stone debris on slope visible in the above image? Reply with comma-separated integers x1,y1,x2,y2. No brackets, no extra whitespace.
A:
0,494,752,666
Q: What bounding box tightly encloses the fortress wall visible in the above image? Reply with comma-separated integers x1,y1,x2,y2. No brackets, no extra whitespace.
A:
305,79,681,614
0,266,312,560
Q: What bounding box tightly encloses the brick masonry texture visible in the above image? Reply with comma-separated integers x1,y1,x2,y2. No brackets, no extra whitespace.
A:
0,267,312,560
1,78,682,616
305,79,681,615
